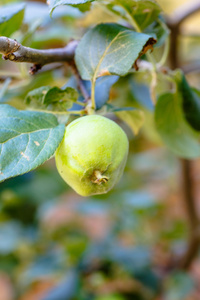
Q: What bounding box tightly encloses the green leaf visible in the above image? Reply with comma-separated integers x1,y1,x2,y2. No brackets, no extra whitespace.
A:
25,86,78,112
26,86,50,107
108,0,161,30
116,110,144,135
0,3,25,37
129,0,161,30
175,70,200,131
0,104,65,182
44,87,79,108
155,92,200,159
48,0,94,15
75,23,156,81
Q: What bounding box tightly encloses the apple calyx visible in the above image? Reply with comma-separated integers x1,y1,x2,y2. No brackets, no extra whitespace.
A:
91,170,109,185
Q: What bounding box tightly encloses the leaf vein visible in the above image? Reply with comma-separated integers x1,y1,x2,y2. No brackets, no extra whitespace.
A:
0,128,55,144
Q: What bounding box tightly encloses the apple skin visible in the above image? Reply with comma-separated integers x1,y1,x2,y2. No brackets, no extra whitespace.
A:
55,115,129,196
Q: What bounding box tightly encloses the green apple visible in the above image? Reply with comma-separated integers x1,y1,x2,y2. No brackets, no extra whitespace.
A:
55,115,129,196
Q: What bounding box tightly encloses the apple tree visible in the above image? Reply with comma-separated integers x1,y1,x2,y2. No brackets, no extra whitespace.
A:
0,0,200,299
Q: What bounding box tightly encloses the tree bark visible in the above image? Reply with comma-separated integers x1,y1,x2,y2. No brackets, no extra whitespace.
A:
0,36,78,66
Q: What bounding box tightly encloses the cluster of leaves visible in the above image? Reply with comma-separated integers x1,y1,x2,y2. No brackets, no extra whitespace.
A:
0,0,200,185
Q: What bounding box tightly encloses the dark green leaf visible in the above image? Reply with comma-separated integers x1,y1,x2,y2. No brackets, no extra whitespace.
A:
75,23,156,80
175,70,200,131
0,104,65,182
0,3,25,37
155,92,200,158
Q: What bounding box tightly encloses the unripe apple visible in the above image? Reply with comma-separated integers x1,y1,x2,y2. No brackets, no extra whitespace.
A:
55,115,129,196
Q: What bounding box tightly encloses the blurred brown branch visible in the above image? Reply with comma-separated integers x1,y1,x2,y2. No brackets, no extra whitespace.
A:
167,1,200,271
166,0,200,27
179,160,200,269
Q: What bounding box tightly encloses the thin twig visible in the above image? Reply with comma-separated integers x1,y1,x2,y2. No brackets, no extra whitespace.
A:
168,24,180,68
70,63,90,102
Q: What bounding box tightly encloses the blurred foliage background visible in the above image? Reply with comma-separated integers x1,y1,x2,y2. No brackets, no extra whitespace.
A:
0,0,200,299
